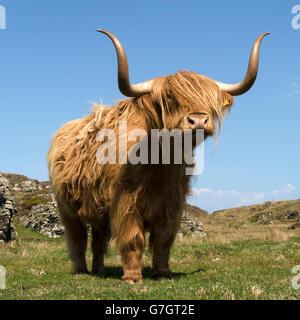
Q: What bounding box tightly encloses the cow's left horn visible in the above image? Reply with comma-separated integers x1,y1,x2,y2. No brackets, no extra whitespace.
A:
214,32,270,96
97,29,153,97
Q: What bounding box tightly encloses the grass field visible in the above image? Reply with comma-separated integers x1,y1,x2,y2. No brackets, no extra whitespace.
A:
1,220,300,300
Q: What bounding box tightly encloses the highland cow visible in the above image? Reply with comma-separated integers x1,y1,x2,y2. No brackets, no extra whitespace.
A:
47,30,269,283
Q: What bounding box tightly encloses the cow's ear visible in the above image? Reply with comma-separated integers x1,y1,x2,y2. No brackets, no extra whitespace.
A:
221,93,234,111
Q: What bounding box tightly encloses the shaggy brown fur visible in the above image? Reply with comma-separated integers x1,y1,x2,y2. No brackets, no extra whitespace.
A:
47,71,233,283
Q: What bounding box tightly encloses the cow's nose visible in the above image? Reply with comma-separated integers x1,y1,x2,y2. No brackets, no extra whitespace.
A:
186,115,209,130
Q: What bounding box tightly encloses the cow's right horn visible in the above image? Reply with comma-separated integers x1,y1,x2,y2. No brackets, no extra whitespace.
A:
97,29,153,97
214,32,270,96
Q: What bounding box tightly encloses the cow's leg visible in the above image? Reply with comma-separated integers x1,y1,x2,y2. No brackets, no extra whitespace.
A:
112,193,145,284
58,202,88,274
149,220,180,280
91,226,109,275
119,236,144,284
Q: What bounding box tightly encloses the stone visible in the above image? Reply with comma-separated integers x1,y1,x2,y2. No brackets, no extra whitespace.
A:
179,210,206,237
20,201,64,239
0,174,18,242
286,210,300,219
288,222,300,230
13,180,38,193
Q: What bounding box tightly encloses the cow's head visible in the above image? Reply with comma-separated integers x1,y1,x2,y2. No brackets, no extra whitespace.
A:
97,30,269,138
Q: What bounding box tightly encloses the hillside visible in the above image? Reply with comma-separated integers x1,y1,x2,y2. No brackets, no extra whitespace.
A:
200,199,300,242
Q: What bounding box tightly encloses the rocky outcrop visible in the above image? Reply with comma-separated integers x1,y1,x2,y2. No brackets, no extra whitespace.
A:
249,209,300,228
1,174,62,238
11,180,39,193
0,174,18,242
19,199,64,238
178,210,206,237
2,173,50,193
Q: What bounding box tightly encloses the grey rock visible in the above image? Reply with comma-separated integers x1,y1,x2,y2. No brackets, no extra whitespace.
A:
286,210,300,220
179,210,206,237
20,200,64,238
12,180,38,193
0,174,18,242
288,222,300,230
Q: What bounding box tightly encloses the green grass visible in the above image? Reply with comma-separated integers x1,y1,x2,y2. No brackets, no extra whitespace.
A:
23,197,48,209
1,222,300,300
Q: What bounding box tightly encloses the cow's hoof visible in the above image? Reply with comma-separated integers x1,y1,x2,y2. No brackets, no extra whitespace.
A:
153,271,172,281
123,278,143,284
122,272,143,284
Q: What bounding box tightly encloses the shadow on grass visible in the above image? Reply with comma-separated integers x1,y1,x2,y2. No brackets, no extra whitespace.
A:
93,266,206,280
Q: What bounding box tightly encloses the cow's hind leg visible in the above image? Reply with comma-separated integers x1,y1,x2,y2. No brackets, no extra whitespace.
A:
149,219,180,280
58,203,88,274
91,226,109,275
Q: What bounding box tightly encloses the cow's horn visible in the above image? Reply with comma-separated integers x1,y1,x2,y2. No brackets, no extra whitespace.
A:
214,32,270,96
97,29,153,97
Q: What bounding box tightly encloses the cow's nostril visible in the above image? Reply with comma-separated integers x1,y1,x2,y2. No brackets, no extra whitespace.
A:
204,117,208,124
187,117,195,125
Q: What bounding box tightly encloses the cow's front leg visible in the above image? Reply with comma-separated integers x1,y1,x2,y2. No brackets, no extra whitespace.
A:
120,239,144,284
111,192,145,284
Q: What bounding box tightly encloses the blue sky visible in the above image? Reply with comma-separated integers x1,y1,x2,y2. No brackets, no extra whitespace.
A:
0,1,299,212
